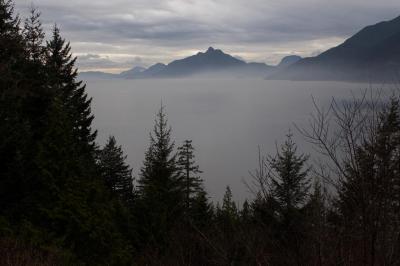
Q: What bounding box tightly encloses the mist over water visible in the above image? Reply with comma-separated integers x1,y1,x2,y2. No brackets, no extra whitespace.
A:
85,79,377,203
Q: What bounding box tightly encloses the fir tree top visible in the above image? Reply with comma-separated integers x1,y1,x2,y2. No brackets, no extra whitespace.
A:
269,133,311,210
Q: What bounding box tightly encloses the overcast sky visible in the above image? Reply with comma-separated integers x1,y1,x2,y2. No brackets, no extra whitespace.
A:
15,0,400,73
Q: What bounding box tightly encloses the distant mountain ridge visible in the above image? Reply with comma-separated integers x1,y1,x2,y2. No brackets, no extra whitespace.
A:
155,47,246,77
79,71,120,79
79,47,282,79
277,55,302,69
79,15,400,82
270,15,400,81
119,66,146,78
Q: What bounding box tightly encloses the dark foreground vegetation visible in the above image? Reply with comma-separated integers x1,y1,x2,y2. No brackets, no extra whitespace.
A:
1,1,400,265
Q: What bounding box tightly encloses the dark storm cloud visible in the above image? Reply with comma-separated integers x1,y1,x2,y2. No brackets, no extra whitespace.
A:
14,0,400,71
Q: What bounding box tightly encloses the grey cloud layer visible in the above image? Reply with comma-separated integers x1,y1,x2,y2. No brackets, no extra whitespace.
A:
15,0,400,71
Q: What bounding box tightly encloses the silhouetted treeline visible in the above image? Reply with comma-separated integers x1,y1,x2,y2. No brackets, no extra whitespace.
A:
1,1,400,265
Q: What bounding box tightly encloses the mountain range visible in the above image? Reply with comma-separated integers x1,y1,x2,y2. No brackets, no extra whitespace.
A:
270,15,400,81
79,47,295,80
79,15,400,82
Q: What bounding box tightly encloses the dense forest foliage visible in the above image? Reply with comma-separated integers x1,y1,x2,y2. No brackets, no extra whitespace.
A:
1,1,400,265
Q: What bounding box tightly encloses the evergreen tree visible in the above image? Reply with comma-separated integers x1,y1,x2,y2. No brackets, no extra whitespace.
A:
217,186,242,265
45,25,97,156
176,139,203,211
98,136,134,204
305,179,327,265
0,0,26,137
221,186,238,220
0,0,25,214
240,200,251,223
337,98,400,264
21,7,51,131
0,0,51,222
265,133,311,265
189,190,214,228
0,2,135,264
137,105,183,245
23,7,44,62
269,133,311,217
0,0,23,62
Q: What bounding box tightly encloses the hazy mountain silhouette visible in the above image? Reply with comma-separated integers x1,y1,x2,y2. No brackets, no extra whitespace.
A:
80,47,275,79
78,64,165,79
138,47,274,78
119,66,146,78
79,16,400,82
126,63,167,79
158,47,245,77
277,55,302,69
79,71,120,80
270,15,400,81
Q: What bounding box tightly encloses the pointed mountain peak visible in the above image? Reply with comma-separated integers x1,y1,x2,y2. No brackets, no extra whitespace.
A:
203,47,225,56
206,47,215,53
152,63,166,67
